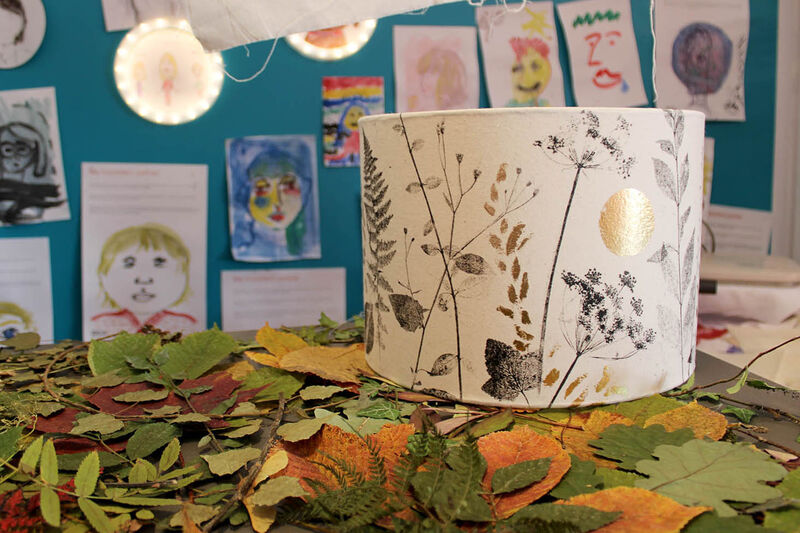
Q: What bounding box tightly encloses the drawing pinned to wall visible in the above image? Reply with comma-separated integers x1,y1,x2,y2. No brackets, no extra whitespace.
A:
0,87,68,225
322,77,384,168
654,0,748,121
81,162,208,340
226,135,321,263
556,0,647,107
287,20,377,61
393,26,480,112
101,0,187,32
0,0,45,69
476,2,565,108
701,137,714,251
0,237,53,343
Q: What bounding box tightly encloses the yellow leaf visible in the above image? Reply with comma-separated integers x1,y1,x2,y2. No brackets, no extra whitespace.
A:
181,505,203,533
244,351,281,368
644,401,728,441
552,411,634,469
564,373,587,398
243,496,276,533
254,450,289,487
218,359,256,380
255,322,308,357
543,368,560,387
279,344,372,384
595,366,611,393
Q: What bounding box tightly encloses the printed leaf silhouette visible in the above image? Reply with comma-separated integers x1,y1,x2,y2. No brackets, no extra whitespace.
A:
550,411,634,469
657,139,675,157
364,303,375,352
635,440,786,516
496,163,508,182
558,486,709,532
478,426,570,518
680,206,692,235
589,424,694,470
684,279,698,332
389,294,425,332
455,253,488,275
481,339,540,401
422,219,434,236
484,202,496,215
420,243,439,256
424,176,441,189
644,401,727,440
426,353,457,376
550,455,602,499
279,343,371,384
411,138,424,151
682,230,696,294
675,112,685,147
679,154,690,201
506,224,525,255
653,158,676,202
256,322,308,357
490,234,502,250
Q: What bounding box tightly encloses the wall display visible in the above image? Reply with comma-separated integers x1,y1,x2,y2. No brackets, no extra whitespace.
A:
0,0,45,69
556,0,647,107
322,76,384,168
393,25,480,112
0,87,68,225
476,2,565,108
113,18,224,125
287,20,377,61
101,0,187,32
654,0,749,121
705,204,771,255
221,267,346,331
701,137,714,250
0,237,53,343
226,135,322,263
81,162,208,340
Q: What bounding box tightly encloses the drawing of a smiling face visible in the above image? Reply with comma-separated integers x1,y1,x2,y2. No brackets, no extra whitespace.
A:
510,44,551,104
102,247,186,314
585,30,624,90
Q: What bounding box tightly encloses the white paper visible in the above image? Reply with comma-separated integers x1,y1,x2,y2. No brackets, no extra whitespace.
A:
699,283,800,324
183,0,459,51
394,26,480,112
476,2,565,108
706,204,771,255
0,0,46,69
0,87,69,226
0,237,53,343
556,0,647,107
654,0,749,121
701,137,714,250
101,0,188,32
221,268,346,330
81,162,207,340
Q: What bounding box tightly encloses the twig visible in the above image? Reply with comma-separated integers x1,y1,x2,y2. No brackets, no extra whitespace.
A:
733,427,800,456
719,395,800,426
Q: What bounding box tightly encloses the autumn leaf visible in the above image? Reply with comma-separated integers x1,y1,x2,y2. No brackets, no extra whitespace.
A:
278,344,372,384
644,401,728,440
600,395,684,426
478,426,570,518
255,322,308,357
244,351,281,368
552,411,634,469
557,486,711,532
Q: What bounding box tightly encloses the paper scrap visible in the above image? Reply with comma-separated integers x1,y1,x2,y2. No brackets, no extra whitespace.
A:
0,237,53,343
705,204,771,255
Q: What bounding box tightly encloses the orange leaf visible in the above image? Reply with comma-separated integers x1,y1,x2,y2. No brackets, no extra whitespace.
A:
255,322,308,357
244,351,281,368
478,426,570,519
552,411,633,469
278,343,372,384
215,359,256,380
558,487,711,532
543,368,560,387
644,401,728,440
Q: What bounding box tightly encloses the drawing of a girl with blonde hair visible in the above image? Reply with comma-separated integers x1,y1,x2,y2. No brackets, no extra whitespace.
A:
159,52,177,106
0,301,34,340
412,47,468,111
90,223,197,335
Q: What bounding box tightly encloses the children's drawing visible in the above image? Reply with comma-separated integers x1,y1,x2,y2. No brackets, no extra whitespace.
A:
556,0,647,107
0,87,68,225
100,0,187,32
0,301,34,340
0,237,53,342
0,0,45,69
393,26,480,113
654,0,749,121
226,135,321,262
159,52,177,106
322,77,384,168
476,2,565,108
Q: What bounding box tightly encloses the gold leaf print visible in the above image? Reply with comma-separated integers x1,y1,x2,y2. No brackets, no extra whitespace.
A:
497,306,514,318
565,373,587,398
500,218,508,234
595,366,611,393
512,257,521,280
543,368,560,387
513,340,529,352
520,272,529,300
484,202,496,216
489,234,502,250
496,163,507,182
498,260,507,272
570,389,588,407
490,183,499,202
507,285,518,304
521,310,531,324
515,325,534,341
506,224,524,255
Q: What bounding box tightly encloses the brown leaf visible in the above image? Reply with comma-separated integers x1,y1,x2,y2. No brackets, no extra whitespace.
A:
496,163,508,182
497,306,514,319
517,237,530,251
500,219,508,233
484,203,496,216
256,322,308,357
552,411,634,469
543,368,560,387
595,366,611,393
507,285,518,304
478,426,570,518
506,224,524,255
490,183,499,202
519,272,529,300
278,344,372,385
521,310,531,325
498,260,507,272
644,401,728,440
512,257,520,280
489,234,502,250
557,487,711,532
513,340,529,352
180,505,203,533
564,373,587,399
515,326,534,341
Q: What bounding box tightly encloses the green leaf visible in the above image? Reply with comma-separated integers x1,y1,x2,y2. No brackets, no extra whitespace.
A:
126,422,180,459
78,497,115,533
229,402,260,416
746,379,791,392
277,417,327,442
764,508,800,532
599,395,684,425
153,328,238,380
0,426,22,462
168,503,218,527
19,435,44,474
595,467,640,488
726,369,749,395
201,447,260,476
70,413,124,435
34,402,65,417
173,413,211,423
722,406,756,423
75,451,100,497
437,443,492,522
250,476,308,506
39,439,58,484
243,367,305,402
58,451,125,471
112,389,169,402
357,399,401,420
40,486,61,527
550,455,602,498
319,312,338,328
135,509,155,520
223,419,262,438
300,385,346,401
492,458,551,494
468,408,514,438
508,503,621,533
113,496,182,506
776,469,800,498
129,458,157,483
0,332,40,350
81,371,127,388
635,440,787,516
159,438,181,473
590,424,694,470
684,512,770,533
87,332,160,376
144,404,181,416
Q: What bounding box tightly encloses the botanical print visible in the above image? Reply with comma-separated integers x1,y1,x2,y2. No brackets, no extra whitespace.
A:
0,0,45,69
101,0,187,32
393,26,480,113
0,87,68,225
654,0,749,121
226,135,321,263
556,0,647,107
476,2,566,108
0,237,53,343
322,76,384,168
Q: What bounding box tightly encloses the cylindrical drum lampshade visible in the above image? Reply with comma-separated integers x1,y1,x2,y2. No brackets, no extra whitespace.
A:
360,108,705,408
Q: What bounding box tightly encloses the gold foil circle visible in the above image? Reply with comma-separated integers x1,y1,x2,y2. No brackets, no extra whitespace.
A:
599,188,655,256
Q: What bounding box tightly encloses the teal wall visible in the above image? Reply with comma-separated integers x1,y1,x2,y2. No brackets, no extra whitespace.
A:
0,0,777,340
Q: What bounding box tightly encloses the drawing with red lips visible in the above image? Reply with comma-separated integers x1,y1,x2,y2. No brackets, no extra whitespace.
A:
584,30,625,90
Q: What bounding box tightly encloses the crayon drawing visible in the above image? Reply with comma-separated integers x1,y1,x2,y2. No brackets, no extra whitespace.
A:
322,76,384,168
226,135,321,262
0,0,45,69
0,301,34,340
0,237,53,343
393,26,480,113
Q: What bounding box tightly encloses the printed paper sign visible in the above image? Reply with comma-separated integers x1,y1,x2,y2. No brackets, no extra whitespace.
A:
81,162,208,340
100,0,188,32
322,77,384,168
0,237,53,343
476,2,565,107
394,26,480,112
654,0,748,121
706,204,771,255
221,268,346,331
556,0,647,107
0,87,69,226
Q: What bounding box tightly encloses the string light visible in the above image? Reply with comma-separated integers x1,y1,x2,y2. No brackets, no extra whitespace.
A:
286,20,377,61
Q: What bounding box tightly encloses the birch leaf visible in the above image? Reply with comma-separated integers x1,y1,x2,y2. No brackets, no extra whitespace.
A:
70,413,124,435
201,447,261,476
255,322,308,357
112,389,169,402
427,353,457,376
126,422,180,460
154,328,238,380
389,294,425,332
250,476,308,506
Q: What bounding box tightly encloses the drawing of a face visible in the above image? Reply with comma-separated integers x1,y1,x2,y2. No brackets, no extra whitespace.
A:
159,53,177,81
0,301,34,340
509,38,551,104
416,47,467,110
0,130,35,174
0,1,25,46
102,246,186,314
585,30,624,90
342,105,365,132
672,23,732,97
249,173,303,230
